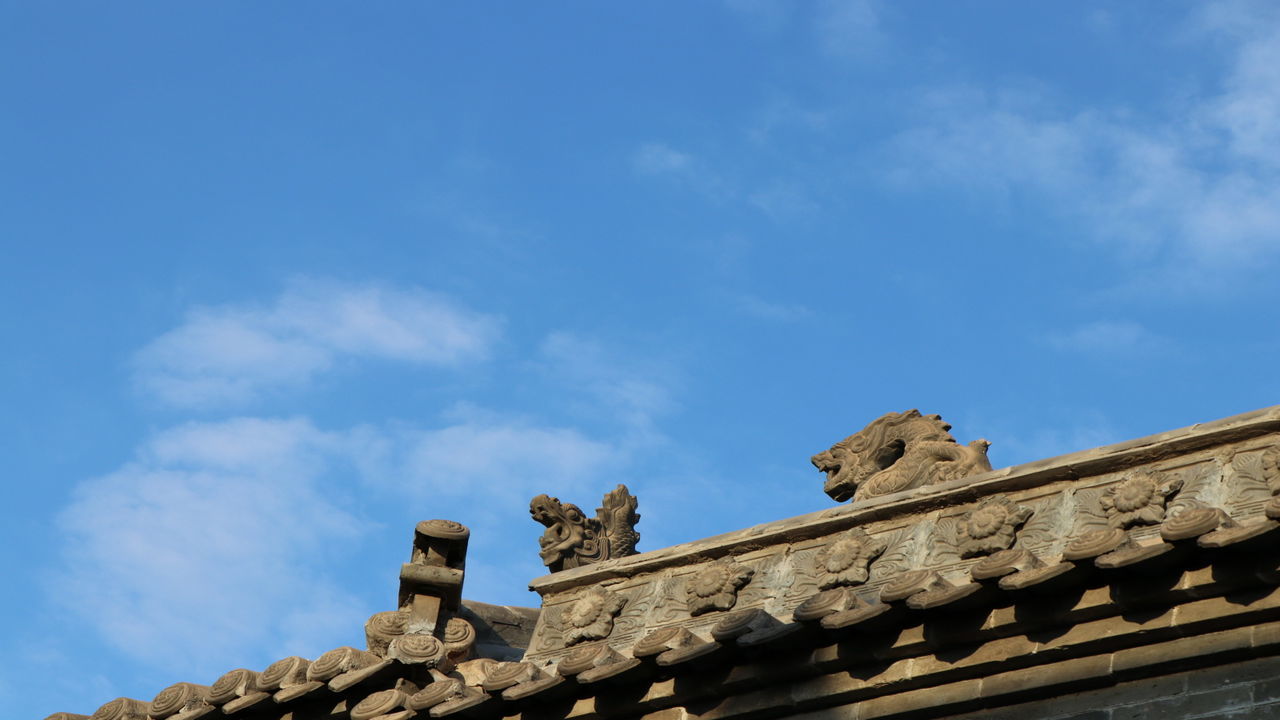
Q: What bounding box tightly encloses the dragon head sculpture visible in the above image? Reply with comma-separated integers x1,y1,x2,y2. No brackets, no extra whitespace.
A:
812,410,991,503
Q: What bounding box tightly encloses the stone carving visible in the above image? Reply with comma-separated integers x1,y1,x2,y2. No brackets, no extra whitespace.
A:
632,626,697,657
558,643,624,676
1062,527,1130,561
530,484,640,572
388,633,446,666
686,558,754,615
793,587,858,622
815,528,887,588
1261,447,1280,519
562,586,626,645
443,616,478,659
256,656,310,691
1100,470,1183,528
958,495,1034,557
351,689,408,720
970,548,1044,581
481,662,544,692
365,609,409,656
150,683,207,719
813,410,992,503
307,647,378,682
1161,505,1234,541
407,679,464,711
208,669,257,705
89,698,150,720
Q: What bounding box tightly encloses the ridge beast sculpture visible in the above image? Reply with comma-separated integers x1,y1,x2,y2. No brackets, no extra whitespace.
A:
812,410,992,503
530,484,640,572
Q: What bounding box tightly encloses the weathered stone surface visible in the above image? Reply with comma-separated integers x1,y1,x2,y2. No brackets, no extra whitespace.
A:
561,586,626,645
812,410,992,503
686,558,754,615
530,485,640,572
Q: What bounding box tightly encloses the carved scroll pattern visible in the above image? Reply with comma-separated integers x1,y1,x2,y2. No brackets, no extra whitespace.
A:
1015,494,1070,555
1165,461,1223,517
867,525,924,586
1226,449,1276,516
781,545,826,606
924,516,963,568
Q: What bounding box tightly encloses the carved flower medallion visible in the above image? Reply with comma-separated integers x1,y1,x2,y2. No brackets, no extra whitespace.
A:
815,528,887,589
1100,471,1182,528
958,495,1033,558
563,586,626,645
686,559,754,616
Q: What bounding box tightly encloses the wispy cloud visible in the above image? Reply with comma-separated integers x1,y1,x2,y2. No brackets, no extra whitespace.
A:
53,417,371,676
882,7,1280,286
537,331,676,436
401,413,614,505
814,0,886,60
134,280,501,408
631,142,731,200
1046,320,1170,356
725,292,812,322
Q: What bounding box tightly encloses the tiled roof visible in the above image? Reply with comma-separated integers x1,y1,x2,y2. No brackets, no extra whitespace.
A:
51,406,1280,720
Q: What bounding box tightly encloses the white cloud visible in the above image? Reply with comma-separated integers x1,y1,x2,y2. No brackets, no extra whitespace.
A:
51,409,628,675
815,0,885,60
1046,320,1169,356
53,418,370,676
402,418,613,504
633,142,693,175
134,280,501,408
631,142,731,201
882,8,1280,281
538,331,675,435
726,292,812,322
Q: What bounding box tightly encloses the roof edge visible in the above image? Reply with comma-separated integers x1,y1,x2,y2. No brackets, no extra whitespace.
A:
529,404,1280,595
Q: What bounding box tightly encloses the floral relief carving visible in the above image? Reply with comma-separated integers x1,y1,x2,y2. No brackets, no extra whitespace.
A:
686,559,754,616
815,528,887,589
1100,470,1183,528
958,495,1033,558
562,586,626,645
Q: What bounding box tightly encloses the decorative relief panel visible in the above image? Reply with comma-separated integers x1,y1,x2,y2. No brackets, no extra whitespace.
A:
562,587,626,645
957,495,1033,558
815,528,886,589
1164,461,1223,518
686,559,754,616
868,525,925,586
1100,470,1183,528
523,426,1280,669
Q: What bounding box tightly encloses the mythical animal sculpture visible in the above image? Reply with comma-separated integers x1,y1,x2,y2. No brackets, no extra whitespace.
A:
812,410,992,503
530,484,640,572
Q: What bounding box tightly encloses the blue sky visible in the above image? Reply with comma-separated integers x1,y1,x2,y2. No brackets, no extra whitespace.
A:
5,1,1280,716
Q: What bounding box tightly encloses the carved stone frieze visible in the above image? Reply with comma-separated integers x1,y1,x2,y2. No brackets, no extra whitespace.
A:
530,484,640,572
815,528,886,589
812,410,992,503
686,559,754,616
958,495,1033,558
562,586,626,645
1100,470,1183,528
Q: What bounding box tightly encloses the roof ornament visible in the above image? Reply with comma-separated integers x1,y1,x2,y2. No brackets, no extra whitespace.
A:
530,484,640,572
812,410,992,503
